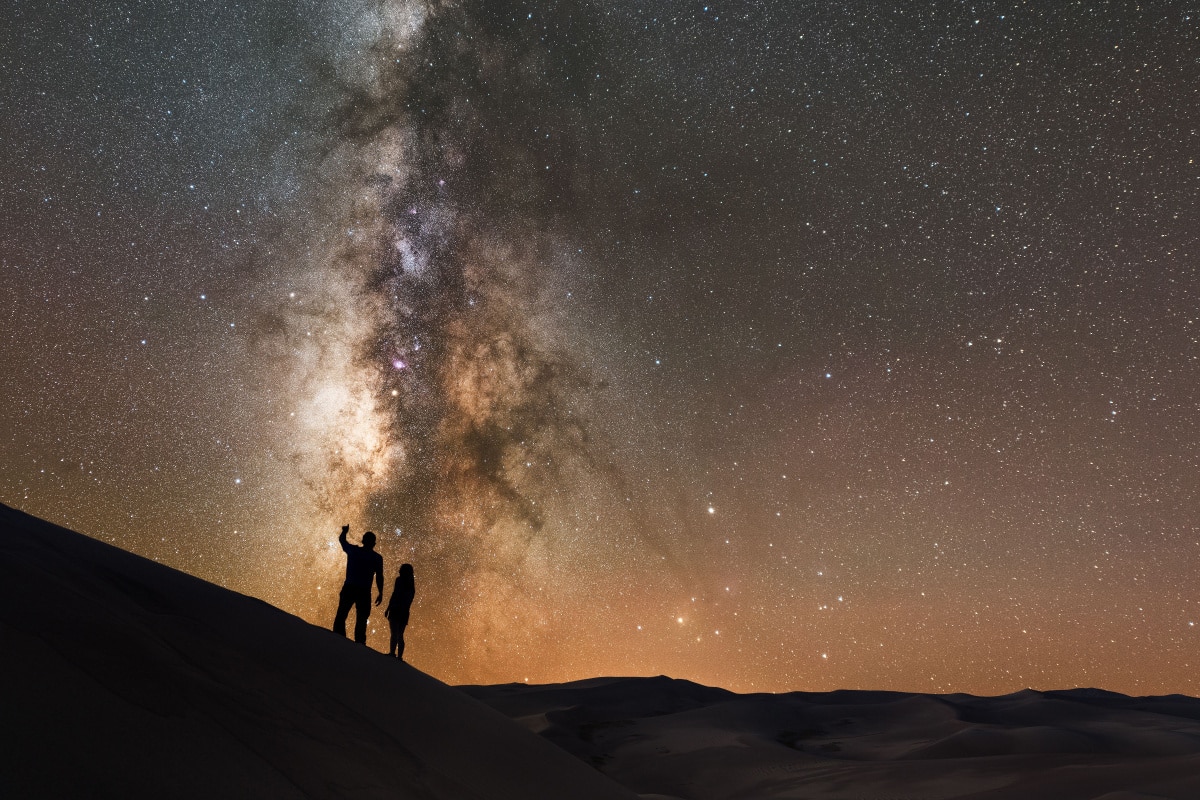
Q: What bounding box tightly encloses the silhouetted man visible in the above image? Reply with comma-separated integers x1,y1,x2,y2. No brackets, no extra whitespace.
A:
332,524,384,644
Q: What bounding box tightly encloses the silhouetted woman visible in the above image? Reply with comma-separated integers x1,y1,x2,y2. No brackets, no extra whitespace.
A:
384,563,415,660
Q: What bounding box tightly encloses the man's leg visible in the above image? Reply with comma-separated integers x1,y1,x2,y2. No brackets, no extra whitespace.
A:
353,587,371,644
332,584,355,636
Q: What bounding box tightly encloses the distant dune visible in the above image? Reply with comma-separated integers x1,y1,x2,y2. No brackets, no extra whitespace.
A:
465,678,1200,799
6,501,1200,800
0,503,634,799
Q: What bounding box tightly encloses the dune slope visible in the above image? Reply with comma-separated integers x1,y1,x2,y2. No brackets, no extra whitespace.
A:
0,503,634,800
465,678,1200,799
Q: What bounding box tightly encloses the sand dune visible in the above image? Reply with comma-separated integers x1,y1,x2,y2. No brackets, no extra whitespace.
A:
6,498,1200,800
0,503,635,799
465,679,1200,799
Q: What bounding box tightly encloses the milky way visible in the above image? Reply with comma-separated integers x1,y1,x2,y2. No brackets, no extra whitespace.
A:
269,0,633,678
2,1,1199,691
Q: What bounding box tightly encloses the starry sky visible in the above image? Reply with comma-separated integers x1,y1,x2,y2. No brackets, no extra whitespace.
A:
2,0,1198,694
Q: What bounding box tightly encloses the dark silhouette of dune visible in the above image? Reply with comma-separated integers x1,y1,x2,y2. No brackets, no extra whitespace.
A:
464,677,1200,799
0,503,635,799
10,497,1199,800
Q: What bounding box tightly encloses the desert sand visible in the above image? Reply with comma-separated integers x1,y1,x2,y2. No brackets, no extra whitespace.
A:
0,502,634,799
5,500,1200,799
465,678,1200,799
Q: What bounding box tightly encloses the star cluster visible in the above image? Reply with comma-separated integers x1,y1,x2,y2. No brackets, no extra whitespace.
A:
2,1,1198,693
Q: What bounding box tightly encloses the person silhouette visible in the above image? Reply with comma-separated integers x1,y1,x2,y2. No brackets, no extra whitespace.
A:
384,563,415,660
332,525,384,644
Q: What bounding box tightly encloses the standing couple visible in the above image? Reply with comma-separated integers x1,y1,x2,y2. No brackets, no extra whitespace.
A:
331,525,415,659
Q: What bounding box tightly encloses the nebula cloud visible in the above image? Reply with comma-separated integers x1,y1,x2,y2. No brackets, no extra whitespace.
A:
269,0,624,676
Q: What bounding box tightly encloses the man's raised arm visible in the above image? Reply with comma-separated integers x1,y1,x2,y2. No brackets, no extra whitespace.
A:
338,524,350,552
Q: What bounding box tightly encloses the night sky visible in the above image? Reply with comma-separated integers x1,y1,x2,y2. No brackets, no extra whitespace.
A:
3,1,1198,694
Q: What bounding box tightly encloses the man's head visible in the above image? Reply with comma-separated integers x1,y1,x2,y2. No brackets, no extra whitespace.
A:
362,531,377,550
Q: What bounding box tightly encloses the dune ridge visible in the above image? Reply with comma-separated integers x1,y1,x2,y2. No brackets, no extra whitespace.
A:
465,677,1200,799
6,499,1200,800
0,502,634,799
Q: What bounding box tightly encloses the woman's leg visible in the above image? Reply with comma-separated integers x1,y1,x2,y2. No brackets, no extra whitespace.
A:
395,612,409,660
